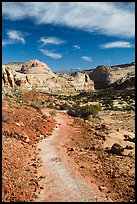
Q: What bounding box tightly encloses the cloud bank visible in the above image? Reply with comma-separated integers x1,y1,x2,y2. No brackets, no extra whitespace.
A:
2,2,135,38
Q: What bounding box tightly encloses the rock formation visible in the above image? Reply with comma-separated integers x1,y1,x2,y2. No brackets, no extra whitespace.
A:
110,71,135,89
88,65,111,88
88,63,135,89
58,72,94,92
19,59,52,74
2,59,94,95
2,65,15,87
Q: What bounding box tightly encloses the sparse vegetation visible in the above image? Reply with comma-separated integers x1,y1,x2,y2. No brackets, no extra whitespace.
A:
123,104,135,111
2,86,135,202
102,98,114,110
49,109,57,116
68,104,102,119
13,87,23,102
40,100,45,106
47,102,56,109
59,103,71,110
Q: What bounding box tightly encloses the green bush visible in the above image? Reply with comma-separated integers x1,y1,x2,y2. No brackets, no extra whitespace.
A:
47,102,55,109
49,109,57,116
123,104,135,111
81,104,102,118
68,104,102,119
59,103,71,110
68,104,82,118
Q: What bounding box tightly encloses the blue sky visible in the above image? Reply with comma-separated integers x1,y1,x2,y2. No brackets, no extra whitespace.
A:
2,2,135,72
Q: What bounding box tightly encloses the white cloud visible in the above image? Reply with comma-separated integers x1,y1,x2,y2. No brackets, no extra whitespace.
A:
7,30,25,43
2,40,13,46
100,41,133,49
38,49,62,59
2,2,135,38
81,56,92,62
2,30,25,46
73,45,80,49
39,37,65,46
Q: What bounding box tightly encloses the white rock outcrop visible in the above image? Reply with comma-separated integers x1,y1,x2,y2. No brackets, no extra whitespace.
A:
2,59,94,95
88,63,135,89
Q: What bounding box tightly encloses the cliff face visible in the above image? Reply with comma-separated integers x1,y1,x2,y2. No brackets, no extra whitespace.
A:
110,71,135,90
3,59,134,95
88,63,135,89
2,59,94,95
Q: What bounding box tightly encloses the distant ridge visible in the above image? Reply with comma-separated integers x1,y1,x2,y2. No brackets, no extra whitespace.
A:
82,62,135,73
83,62,135,89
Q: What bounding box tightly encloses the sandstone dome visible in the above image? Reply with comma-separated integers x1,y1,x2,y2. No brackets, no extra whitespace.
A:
20,59,52,74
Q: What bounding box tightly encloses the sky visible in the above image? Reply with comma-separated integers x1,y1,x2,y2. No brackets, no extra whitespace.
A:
2,2,135,72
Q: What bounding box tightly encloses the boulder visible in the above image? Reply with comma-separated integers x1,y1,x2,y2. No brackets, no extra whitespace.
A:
111,143,124,155
86,114,93,121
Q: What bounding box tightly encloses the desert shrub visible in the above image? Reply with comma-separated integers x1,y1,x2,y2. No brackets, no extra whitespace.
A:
81,104,102,118
49,109,57,116
30,102,41,111
59,103,71,110
68,104,82,118
40,100,45,106
68,104,102,119
13,87,23,98
102,98,114,110
47,102,55,109
4,88,13,99
123,104,135,111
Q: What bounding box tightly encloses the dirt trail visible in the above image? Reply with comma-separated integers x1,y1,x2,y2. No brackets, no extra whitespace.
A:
35,111,111,202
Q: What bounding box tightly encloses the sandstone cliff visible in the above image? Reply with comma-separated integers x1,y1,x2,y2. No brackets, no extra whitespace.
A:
19,59,52,74
110,71,135,90
88,63,135,89
2,59,94,95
